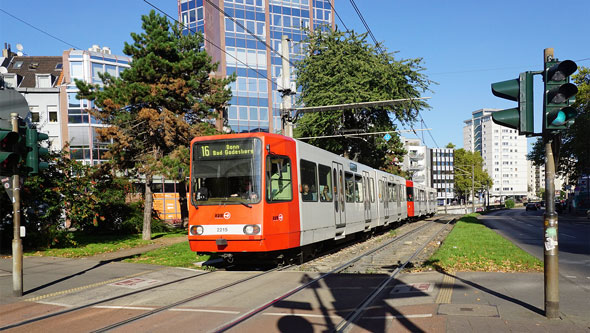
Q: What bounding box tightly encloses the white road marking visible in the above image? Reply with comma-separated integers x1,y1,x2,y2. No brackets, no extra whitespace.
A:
565,275,577,279
94,305,155,310
560,233,575,238
262,312,433,320
37,301,74,308
170,308,240,314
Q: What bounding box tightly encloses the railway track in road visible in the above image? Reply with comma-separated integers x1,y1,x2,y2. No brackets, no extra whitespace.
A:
0,265,291,332
211,215,457,332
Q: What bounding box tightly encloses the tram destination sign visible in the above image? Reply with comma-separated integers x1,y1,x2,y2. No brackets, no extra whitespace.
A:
196,140,255,160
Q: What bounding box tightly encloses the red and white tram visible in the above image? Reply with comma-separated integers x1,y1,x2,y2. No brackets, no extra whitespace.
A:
188,132,436,262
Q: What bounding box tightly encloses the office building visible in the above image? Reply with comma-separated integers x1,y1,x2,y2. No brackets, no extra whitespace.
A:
178,0,335,133
463,108,528,201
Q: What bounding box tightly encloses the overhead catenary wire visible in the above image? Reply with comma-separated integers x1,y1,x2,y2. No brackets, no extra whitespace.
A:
326,0,350,32
142,0,279,87
0,8,81,50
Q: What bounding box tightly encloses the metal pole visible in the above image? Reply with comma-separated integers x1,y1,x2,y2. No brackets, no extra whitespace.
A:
11,113,23,297
471,164,475,213
543,47,559,319
280,35,293,138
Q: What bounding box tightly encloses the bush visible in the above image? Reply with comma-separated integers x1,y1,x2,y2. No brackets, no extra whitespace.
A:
505,199,515,208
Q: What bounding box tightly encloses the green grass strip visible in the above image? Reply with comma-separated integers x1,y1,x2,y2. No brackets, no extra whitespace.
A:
123,242,211,268
425,214,543,272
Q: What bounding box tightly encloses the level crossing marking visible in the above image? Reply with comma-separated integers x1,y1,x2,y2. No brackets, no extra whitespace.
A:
24,269,161,302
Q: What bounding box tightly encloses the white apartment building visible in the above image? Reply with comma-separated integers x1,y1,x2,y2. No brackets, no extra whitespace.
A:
527,159,568,200
401,137,431,187
463,108,528,202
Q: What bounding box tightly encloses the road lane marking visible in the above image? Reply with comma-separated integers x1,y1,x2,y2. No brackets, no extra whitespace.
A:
37,301,74,308
261,312,433,320
565,275,577,279
170,309,240,314
94,305,155,310
560,233,575,238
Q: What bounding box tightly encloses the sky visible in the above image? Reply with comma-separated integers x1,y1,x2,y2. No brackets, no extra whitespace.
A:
2,0,589,150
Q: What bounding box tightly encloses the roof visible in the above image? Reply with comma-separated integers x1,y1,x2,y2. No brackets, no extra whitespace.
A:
4,56,63,88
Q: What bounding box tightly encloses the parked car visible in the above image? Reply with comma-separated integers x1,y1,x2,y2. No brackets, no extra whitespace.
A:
526,203,538,211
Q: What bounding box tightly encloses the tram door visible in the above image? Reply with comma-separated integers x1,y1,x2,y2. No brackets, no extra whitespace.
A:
382,176,389,220
332,162,346,228
362,171,371,222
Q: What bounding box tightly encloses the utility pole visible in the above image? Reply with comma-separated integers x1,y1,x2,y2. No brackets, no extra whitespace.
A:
279,35,294,138
11,112,23,297
543,47,560,319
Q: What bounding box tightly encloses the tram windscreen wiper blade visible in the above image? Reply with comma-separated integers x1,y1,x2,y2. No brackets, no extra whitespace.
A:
217,198,252,208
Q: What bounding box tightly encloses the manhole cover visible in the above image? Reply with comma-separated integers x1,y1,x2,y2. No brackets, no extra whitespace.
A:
390,283,434,295
438,304,499,317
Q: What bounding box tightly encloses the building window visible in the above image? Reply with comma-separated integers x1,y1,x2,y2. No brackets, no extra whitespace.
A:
48,105,58,122
29,105,40,123
36,74,52,88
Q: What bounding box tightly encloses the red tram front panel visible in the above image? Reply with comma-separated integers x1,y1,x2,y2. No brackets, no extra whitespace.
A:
406,180,415,217
188,133,301,253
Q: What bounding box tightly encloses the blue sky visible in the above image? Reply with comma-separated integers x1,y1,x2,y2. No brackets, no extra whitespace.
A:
2,0,589,149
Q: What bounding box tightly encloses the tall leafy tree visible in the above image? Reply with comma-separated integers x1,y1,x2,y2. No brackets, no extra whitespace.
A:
77,11,233,240
453,148,493,202
294,29,431,169
527,66,590,184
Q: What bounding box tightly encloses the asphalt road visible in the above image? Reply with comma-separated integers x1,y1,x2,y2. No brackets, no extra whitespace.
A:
478,208,590,291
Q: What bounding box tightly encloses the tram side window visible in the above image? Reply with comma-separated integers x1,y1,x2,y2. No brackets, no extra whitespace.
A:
345,172,355,203
318,164,332,202
355,174,363,203
300,159,317,201
369,178,375,203
266,156,292,202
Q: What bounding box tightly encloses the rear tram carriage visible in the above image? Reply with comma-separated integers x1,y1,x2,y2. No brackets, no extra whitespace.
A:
188,132,436,263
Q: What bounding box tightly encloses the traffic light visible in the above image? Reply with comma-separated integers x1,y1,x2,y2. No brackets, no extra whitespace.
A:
25,127,49,174
491,71,534,135
543,59,578,131
0,129,20,176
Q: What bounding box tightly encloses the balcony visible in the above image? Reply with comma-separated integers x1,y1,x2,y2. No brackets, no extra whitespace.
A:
408,152,424,160
409,164,424,171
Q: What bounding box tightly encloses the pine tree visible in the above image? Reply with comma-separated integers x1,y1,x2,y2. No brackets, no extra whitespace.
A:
77,11,233,240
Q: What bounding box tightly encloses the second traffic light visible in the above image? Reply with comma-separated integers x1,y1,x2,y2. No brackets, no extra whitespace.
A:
491,71,534,136
25,127,49,175
544,59,578,131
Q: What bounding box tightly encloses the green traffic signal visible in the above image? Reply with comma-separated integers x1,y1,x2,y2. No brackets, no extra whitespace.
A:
25,127,50,174
544,60,578,131
491,72,534,135
0,129,20,176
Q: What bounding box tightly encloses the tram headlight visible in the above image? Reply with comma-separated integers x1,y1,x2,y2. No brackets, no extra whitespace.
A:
243,224,260,235
190,225,204,235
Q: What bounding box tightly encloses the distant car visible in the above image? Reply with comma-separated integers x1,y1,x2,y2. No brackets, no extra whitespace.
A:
535,202,542,209
526,203,538,211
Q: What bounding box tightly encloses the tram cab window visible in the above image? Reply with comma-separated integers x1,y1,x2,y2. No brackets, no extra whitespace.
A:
354,175,363,203
318,164,332,202
300,159,317,202
345,172,355,203
266,156,293,202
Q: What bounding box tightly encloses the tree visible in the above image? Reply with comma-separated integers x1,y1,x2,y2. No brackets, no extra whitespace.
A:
528,66,590,184
77,11,233,240
293,29,431,169
446,142,456,149
453,149,493,202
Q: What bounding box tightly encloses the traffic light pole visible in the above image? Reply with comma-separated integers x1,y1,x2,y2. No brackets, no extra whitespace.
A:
543,48,559,319
11,113,23,297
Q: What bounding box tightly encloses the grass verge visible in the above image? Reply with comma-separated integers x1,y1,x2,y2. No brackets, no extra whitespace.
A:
123,242,212,268
24,230,186,258
425,213,543,272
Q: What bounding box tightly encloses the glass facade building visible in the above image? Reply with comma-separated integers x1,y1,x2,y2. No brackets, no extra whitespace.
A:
178,0,334,133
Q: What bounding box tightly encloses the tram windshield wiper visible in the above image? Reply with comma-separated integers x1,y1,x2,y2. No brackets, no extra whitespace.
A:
216,198,252,208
